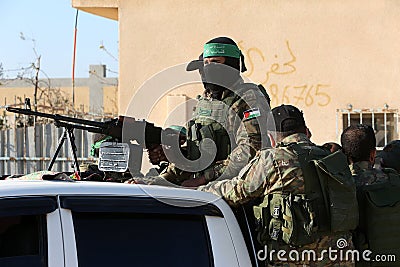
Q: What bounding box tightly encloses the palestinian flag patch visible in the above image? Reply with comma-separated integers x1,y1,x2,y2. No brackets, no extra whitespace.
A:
243,108,261,120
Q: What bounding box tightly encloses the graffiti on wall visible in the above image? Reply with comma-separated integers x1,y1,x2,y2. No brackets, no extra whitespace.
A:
238,40,331,107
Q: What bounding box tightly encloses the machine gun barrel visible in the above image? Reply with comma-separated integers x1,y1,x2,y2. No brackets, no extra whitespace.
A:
5,106,165,148
6,106,115,129
4,100,182,175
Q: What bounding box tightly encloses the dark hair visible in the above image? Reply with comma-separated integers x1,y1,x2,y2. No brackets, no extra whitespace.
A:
341,124,376,163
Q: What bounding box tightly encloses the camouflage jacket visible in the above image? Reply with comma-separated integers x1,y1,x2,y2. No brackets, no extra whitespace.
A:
349,161,389,187
198,133,312,204
163,78,270,184
211,79,270,181
199,133,355,266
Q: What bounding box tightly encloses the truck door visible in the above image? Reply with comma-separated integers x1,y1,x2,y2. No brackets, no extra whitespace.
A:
0,196,63,267
59,196,220,267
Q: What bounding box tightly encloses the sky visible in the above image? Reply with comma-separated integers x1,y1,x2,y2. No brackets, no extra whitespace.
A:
0,0,119,79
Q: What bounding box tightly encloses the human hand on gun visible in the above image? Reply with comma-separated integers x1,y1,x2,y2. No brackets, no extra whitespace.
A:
147,127,186,166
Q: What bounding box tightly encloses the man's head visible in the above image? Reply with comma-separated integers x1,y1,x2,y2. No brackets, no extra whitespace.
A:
198,37,245,99
203,37,244,71
378,140,400,172
341,124,376,164
268,104,307,143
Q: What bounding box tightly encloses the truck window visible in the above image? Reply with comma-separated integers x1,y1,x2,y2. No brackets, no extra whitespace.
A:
0,214,47,267
72,212,213,267
0,196,55,267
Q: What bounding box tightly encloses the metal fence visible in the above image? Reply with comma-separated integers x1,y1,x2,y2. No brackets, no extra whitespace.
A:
0,124,97,175
336,108,399,149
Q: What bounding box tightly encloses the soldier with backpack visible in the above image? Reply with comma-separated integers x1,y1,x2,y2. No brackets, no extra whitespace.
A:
341,124,389,187
199,104,357,266
341,124,400,266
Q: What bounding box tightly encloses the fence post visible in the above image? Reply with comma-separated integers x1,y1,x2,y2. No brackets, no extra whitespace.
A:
55,126,64,172
74,128,83,170
15,127,24,174
44,124,53,171
6,128,16,175
35,124,44,171
26,126,36,173
0,130,5,175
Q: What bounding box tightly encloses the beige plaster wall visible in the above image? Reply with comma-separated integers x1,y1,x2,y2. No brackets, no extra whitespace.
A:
103,85,119,115
75,0,400,145
68,86,90,111
0,85,118,115
0,88,33,106
0,86,90,110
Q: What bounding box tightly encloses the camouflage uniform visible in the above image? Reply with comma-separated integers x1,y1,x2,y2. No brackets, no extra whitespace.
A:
349,161,389,187
160,78,269,184
377,140,400,172
349,160,390,261
199,133,355,267
202,79,269,180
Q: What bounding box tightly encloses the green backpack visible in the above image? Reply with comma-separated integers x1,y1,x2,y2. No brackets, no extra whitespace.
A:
355,168,400,266
254,144,359,247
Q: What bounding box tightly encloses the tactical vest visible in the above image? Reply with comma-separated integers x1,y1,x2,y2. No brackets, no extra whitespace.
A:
187,96,233,162
186,83,263,168
355,168,400,266
253,143,358,247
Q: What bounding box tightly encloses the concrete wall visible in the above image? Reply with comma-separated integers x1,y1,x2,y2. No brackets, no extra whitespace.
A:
0,65,118,116
73,0,400,145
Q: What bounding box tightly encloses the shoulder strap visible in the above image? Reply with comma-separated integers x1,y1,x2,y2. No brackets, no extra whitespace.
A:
381,167,400,186
232,82,259,96
239,83,271,105
256,84,271,105
222,94,237,107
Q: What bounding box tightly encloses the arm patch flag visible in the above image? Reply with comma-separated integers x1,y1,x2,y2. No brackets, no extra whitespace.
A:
243,108,261,120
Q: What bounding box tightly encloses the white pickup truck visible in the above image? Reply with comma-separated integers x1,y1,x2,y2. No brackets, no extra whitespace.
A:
0,180,260,267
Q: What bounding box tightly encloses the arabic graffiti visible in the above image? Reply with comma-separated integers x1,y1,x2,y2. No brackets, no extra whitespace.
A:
238,40,332,107
268,83,331,107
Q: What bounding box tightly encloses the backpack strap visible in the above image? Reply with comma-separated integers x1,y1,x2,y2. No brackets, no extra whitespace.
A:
382,168,400,186
233,82,269,100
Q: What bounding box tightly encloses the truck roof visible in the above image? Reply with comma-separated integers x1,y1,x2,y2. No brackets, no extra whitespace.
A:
0,179,223,207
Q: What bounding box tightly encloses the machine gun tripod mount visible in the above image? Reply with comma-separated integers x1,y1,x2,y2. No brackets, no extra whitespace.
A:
6,99,177,176
6,99,121,173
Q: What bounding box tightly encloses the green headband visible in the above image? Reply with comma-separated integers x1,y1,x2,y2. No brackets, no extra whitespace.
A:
203,43,241,58
167,125,187,136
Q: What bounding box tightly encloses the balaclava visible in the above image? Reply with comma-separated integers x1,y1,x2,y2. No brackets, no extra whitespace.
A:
202,37,246,99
